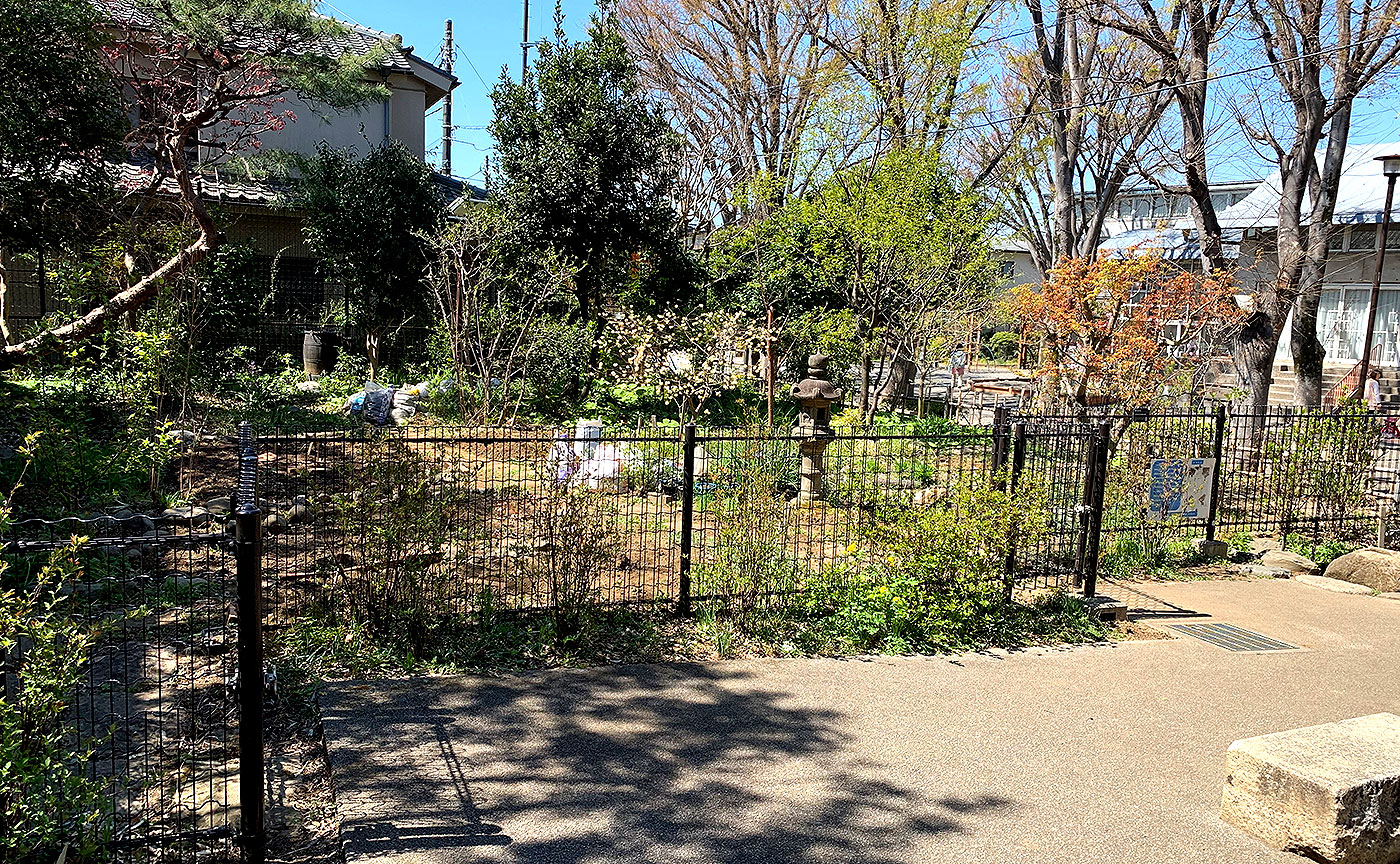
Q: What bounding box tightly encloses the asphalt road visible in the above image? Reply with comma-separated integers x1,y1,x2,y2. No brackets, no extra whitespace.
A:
320,578,1400,864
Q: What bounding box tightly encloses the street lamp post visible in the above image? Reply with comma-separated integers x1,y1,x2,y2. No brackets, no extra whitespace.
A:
1357,154,1400,392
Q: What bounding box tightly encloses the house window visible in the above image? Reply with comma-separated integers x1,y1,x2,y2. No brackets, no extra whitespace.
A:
1172,196,1189,216
1350,225,1377,251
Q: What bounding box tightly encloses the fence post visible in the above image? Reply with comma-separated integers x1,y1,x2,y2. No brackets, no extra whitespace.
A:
990,404,1011,483
1206,404,1227,543
678,422,696,617
234,423,265,864
1082,421,1111,598
1074,427,1098,587
1003,421,1028,598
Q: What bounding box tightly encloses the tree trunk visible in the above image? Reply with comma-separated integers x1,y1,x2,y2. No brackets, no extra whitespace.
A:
0,233,213,371
1236,303,1284,412
367,330,381,381
878,355,916,411
1291,290,1325,405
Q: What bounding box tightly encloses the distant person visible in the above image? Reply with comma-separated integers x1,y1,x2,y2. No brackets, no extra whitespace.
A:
1365,367,1384,410
950,344,968,389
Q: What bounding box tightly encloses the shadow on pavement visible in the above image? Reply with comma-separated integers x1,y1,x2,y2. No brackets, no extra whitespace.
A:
324,663,1017,863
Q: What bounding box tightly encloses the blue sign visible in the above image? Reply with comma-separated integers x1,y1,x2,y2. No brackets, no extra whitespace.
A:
1148,458,1215,520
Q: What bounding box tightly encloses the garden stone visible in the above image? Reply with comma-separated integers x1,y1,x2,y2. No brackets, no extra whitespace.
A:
1323,547,1400,594
262,513,287,534
1259,549,1320,575
204,496,233,516
163,574,210,593
162,506,212,527
1250,536,1283,555
296,379,321,393
1221,713,1400,864
282,504,312,525
165,429,197,448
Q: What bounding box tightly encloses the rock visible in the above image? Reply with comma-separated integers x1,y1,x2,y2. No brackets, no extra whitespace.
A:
162,574,210,594
1192,538,1230,559
282,504,312,525
1296,573,1375,595
1237,564,1294,579
1380,592,1400,601
262,513,287,534
162,506,212,527
1221,713,1400,864
1323,547,1400,593
1259,549,1320,575
295,379,321,393
204,496,233,516
1250,536,1283,555
164,429,197,449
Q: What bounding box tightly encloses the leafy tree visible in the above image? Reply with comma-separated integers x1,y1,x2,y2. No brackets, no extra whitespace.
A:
809,148,1000,415
489,8,684,325
0,0,124,344
0,0,123,248
1010,253,1242,410
0,0,385,370
297,140,447,378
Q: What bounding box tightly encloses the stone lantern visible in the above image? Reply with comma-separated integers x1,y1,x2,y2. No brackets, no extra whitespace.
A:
789,354,843,504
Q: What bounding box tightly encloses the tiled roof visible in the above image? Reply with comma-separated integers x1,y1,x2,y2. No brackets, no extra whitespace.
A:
94,0,454,84
114,159,290,206
115,159,480,209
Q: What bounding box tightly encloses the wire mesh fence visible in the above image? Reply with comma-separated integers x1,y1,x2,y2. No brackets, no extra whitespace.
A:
1,515,245,862
253,405,1400,629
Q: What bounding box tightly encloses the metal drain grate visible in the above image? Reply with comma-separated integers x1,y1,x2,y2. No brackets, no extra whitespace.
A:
1166,622,1301,652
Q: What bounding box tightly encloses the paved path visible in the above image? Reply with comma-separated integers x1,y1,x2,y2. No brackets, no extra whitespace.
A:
320,579,1400,863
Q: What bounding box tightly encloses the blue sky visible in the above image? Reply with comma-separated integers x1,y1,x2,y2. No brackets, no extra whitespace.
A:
322,0,600,184
318,0,1400,187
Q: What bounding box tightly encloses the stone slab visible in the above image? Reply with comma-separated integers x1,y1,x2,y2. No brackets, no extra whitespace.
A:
1221,713,1400,864
1297,574,1377,596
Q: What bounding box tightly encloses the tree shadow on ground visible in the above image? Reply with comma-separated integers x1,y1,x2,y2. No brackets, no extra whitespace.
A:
322,662,1016,863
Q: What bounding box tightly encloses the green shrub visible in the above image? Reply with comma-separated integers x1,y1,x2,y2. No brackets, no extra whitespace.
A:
1282,533,1353,568
0,480,108,859
986,331,1019,362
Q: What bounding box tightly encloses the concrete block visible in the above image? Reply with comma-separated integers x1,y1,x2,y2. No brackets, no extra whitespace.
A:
1193,538,1230,559
1082,595,1127,623
1221,713,1400,863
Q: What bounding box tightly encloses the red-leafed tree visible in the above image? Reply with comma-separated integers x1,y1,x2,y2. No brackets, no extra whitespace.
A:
0,0,386,369
1011,253,1243,409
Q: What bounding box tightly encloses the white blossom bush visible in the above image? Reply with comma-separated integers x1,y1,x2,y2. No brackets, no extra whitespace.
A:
601,308,762,424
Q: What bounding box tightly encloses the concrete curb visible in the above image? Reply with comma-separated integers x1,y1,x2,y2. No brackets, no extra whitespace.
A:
1295,573,1376,596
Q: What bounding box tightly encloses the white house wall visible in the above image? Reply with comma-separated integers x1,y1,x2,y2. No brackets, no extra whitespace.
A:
210,72,429,162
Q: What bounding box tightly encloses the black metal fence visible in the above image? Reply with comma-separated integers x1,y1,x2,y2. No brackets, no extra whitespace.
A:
0,426,266,863
252,405,1400,627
